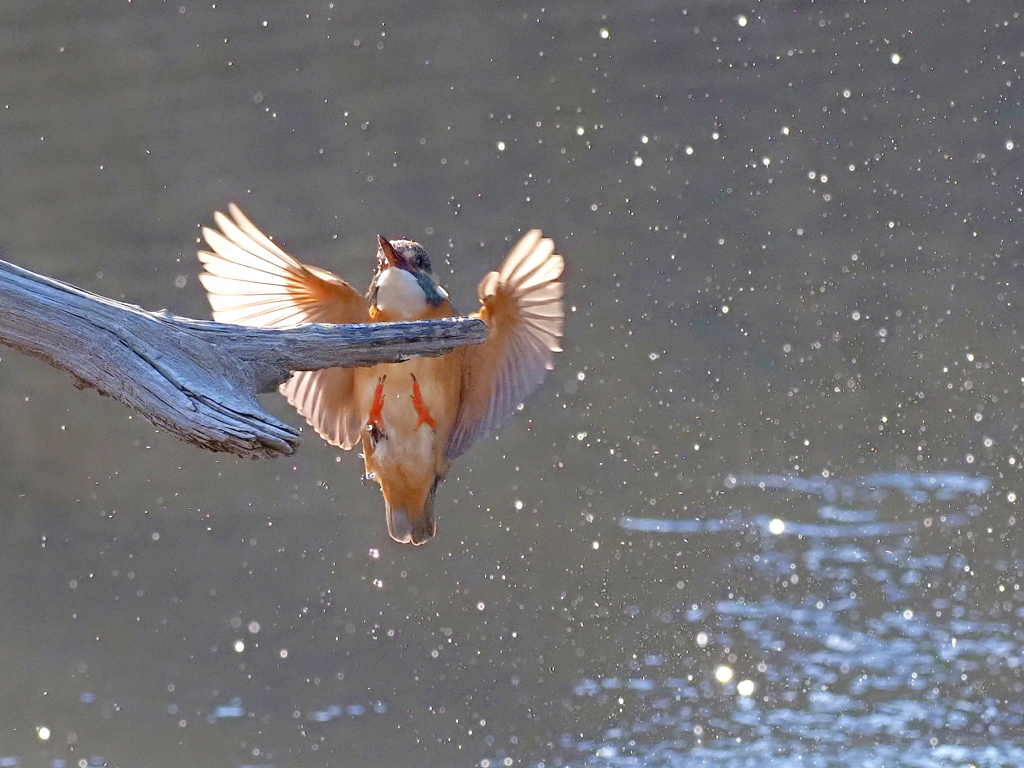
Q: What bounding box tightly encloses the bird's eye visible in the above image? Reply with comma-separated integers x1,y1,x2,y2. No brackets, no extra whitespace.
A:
413,253,431,271
367,423,385,445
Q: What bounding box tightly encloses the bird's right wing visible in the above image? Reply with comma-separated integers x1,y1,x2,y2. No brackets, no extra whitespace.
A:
197,203,369,449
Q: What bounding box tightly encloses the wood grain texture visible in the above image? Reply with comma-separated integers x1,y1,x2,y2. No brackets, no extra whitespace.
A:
0,258,488,459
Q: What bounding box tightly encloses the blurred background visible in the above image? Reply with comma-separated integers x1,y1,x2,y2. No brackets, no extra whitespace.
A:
1,1,1023,766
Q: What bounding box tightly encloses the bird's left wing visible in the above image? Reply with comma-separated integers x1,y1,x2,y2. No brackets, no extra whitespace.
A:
446,230,564,460
197,203,370,449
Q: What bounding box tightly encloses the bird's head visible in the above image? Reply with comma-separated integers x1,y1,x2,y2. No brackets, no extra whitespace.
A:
383,482,439,546
369,236,449,319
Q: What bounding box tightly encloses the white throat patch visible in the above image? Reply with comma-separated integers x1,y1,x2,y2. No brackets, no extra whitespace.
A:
376,267,428,319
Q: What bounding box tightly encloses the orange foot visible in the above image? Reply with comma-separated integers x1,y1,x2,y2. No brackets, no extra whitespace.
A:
367,375,387,441
410,374,437,429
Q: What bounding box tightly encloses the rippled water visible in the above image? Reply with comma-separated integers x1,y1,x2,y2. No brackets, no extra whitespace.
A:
559,472,1021,767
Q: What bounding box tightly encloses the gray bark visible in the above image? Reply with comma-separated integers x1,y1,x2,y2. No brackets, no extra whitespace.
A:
0,258,487,459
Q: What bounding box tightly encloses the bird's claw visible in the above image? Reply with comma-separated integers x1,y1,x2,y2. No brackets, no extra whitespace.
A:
367,376,387,442
410,374,437,430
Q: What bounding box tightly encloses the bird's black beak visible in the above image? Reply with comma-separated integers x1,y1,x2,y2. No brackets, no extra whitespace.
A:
378,235,407,269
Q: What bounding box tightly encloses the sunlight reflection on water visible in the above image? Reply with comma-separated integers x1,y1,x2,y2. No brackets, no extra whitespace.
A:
555,472,1023,768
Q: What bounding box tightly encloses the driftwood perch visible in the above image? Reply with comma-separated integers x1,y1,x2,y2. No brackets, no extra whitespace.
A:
0,258,488,459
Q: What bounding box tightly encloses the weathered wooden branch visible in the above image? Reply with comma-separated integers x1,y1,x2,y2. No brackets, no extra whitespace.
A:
0,258,487,459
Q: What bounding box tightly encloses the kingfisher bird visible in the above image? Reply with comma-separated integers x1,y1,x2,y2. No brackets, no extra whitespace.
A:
196,204,564,545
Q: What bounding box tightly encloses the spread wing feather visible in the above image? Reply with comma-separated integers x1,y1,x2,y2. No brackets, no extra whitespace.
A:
446,230,564,460
197,203,369,449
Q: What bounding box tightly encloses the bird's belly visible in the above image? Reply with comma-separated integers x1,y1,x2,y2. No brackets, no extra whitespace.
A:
355,352,463,474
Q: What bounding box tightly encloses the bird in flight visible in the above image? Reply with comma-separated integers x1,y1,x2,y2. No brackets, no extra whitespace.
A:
197,204,564,545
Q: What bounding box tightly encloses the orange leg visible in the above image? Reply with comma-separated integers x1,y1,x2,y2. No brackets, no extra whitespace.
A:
368,375,387,434
410,374,437,429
